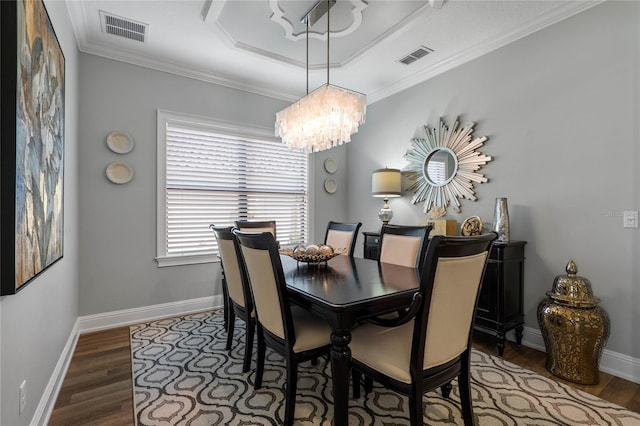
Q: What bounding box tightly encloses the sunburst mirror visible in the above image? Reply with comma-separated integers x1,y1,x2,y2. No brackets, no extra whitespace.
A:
404,117,492,213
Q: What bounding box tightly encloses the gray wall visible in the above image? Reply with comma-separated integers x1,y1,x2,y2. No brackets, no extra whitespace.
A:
346,0,640,357
77,55,347,315
3,3,637,423
0,1,80,424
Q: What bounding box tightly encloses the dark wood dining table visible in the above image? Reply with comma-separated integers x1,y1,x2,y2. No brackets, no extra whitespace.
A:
281,254,420,426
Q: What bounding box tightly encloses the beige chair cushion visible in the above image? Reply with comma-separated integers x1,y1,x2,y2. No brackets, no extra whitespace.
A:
240,245,330,352
290,305,331,352
350,251,489,384
217,239,247,308
241,246,284,338
424,252,488,367
379,234,421,268
326,230,354,255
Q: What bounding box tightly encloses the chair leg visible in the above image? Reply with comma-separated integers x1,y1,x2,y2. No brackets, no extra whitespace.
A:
459,368,474,425
284,356,298,426
441,381,453,398
364,375,373,394
255,325,265,389
222,285,229,331
242,318,254,373
352,369,361,399
408,392,423,426
226,309,236,350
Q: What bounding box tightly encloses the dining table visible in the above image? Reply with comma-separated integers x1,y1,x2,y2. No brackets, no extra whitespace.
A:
281,253,420,426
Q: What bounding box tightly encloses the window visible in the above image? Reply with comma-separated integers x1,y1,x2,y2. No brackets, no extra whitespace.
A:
156,110,308,267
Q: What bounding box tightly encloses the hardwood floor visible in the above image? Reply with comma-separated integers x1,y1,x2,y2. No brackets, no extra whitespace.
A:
49,327,133,426
49,324,640,425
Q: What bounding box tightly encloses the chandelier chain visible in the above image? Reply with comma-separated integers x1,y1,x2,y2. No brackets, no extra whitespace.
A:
274,0,366,153
326,0,330,86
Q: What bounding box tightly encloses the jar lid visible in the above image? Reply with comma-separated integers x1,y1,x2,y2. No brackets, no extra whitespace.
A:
547,260,600,308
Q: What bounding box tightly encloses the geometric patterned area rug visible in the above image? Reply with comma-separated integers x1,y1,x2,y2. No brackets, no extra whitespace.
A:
131,309,640,426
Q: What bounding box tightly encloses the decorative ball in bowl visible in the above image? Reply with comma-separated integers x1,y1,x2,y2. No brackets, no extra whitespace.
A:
280,244,347,263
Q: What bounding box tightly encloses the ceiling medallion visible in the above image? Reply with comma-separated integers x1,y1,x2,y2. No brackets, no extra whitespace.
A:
269,0,367,41
404,117,492,213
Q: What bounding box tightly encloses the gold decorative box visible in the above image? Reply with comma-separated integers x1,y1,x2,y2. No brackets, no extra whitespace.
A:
425,219,457,237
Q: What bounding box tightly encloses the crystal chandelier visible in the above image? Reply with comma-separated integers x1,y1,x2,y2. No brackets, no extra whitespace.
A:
275,0,366,153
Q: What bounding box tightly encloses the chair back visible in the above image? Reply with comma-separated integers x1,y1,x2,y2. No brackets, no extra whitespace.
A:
324,221,362,256
210,226,253,310
379,224,432,270
412,233,496,374
235,220,277,238
233,230,294,344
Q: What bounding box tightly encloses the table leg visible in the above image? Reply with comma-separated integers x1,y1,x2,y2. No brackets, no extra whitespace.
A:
330,329,351,426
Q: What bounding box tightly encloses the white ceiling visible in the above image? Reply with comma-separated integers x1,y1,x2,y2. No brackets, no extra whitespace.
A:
66,0,602,104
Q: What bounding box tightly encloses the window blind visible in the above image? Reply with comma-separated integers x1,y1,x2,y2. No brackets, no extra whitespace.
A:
162,121,308,261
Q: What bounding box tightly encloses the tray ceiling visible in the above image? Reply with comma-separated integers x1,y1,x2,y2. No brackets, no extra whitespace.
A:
67,0,602,103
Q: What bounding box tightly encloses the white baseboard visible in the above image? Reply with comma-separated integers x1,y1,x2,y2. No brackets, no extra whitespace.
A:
78,295,224,333
32,319,79,426
516,326,640,385
39,296,225,425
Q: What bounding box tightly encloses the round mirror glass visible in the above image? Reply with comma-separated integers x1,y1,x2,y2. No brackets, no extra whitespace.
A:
405,117,491,213
423,148,457,186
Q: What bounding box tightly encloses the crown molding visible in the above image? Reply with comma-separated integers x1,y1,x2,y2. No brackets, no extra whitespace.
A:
368,0,605,104
81,41,301,102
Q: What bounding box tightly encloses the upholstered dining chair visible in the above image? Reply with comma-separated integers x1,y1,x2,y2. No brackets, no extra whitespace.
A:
324,221,362,257
210,225,256,373
209,224,230,332
350,233,497,426
234,220,277,238
233,229,332,426
379,224,433,271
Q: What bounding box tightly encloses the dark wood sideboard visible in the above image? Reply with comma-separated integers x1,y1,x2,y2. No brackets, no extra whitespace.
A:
362,231,382,261
362,232,526,356
474,240,526,355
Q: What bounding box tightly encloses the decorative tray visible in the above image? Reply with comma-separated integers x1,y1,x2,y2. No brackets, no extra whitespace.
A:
280,247,346,263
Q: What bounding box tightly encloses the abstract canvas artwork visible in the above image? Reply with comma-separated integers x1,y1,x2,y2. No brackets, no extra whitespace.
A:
1,0,65,294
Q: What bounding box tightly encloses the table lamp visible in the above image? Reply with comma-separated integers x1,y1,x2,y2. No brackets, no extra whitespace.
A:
371,168,402,224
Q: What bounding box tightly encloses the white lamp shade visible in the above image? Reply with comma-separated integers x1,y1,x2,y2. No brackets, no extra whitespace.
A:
372,168,402,197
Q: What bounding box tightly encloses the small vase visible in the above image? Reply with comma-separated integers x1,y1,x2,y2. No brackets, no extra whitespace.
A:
493,197,510,243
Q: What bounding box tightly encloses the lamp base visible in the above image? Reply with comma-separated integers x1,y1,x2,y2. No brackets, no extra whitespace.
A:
378,198,393,224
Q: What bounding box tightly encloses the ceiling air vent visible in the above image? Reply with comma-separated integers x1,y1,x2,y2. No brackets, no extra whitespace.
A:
398,46,433,65
100,11,147,43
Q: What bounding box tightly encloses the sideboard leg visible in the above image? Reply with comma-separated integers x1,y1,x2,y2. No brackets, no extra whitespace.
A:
515,326,524,345
496,332,506,356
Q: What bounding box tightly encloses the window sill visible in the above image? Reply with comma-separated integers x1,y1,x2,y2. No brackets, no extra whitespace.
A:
156,254,219,267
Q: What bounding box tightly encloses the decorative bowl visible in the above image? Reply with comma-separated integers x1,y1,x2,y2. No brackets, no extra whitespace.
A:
280,247,347,263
